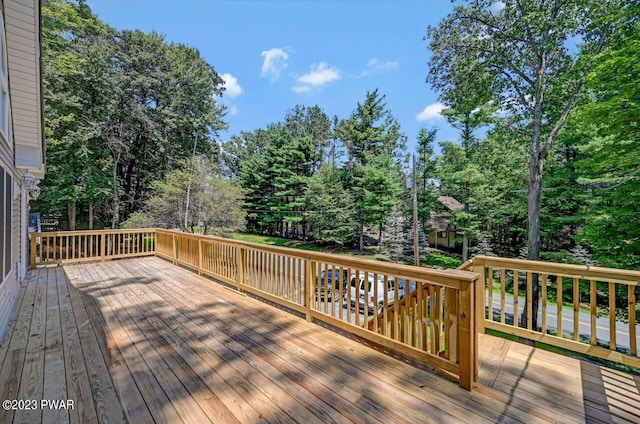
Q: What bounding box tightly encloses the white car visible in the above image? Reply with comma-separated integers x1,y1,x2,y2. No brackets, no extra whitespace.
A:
347,272,405,313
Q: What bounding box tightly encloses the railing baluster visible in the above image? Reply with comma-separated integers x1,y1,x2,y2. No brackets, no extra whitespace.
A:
513,269,519,327
573,277,580,341
557,275,563,338
590,280,597,345
629,286,637,356
526,272,533,330
500,268,506,324
487,266,494,321
610,282,617,351
541,273,548,334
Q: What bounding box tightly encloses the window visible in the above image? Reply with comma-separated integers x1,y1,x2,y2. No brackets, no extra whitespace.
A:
0,168,11,281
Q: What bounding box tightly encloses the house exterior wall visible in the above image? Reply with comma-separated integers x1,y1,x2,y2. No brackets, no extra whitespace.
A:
0,0,43,340
428,230,458,250
5,0,44,175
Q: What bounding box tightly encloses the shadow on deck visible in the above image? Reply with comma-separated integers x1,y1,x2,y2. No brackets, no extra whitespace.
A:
0,256,638,423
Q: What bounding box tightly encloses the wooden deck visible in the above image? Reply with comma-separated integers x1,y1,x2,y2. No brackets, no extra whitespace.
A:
1,257,639,423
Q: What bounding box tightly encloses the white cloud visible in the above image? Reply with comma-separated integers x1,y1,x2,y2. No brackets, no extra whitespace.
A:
261,48,289,81
416,103,446,121
367,58,399,72
357,58,400,78
297,62,341,86
221,73,242,98
292,85,311,93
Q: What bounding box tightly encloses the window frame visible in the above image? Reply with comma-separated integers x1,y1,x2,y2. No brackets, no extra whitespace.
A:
0,167,11,283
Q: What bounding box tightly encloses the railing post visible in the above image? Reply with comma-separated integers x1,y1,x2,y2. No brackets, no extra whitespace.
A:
236,246,245,292
30,233,37,269
100,232,106,262
458,277,476,391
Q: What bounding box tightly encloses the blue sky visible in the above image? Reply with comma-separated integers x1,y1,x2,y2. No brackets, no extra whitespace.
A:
88,0,461,153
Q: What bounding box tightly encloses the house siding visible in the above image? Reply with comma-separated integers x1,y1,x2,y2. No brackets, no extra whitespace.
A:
0,0,42,340
5,0,43,175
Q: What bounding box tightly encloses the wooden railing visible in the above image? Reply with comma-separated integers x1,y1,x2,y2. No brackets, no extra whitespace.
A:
30,228,479,389
461,256,640,368
154,229,480,389
30,229,156,268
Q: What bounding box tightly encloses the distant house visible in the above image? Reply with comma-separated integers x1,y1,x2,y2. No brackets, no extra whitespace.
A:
427,196,464,250
0,0,45,338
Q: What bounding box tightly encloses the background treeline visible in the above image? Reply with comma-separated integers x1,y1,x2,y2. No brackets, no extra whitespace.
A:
36,0,639,271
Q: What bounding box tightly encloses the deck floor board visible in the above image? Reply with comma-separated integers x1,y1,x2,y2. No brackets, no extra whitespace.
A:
0,256,638,423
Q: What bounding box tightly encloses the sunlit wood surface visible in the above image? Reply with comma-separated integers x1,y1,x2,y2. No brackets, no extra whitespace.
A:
1,257,638,423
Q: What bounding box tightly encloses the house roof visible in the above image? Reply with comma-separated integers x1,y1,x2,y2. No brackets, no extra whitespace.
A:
438,196,464,211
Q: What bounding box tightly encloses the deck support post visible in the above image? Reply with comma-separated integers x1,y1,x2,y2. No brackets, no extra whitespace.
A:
458,278,477,390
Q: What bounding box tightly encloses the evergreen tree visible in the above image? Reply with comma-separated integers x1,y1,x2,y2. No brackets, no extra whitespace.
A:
305,166,356,246
337,89,406,251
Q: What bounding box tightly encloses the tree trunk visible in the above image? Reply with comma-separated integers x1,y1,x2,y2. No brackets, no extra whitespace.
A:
358,209,364,252
112,160,120,229
521,86,545,328
88,203,94,230
67,201,76,231
462,232,469,261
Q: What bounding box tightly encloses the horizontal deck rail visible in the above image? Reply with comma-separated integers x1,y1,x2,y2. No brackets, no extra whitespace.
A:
31,228,479,389
461,256,640,369
30,229,156,268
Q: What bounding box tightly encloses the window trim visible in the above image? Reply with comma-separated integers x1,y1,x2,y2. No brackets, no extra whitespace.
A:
0,167,11,284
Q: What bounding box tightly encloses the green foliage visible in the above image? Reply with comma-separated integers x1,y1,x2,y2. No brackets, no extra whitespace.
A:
39,0,227,228
305,166,357,246
423,253,462,269
144,158,244,233
427,0,625,262
120,211,151,229
337,89,406,250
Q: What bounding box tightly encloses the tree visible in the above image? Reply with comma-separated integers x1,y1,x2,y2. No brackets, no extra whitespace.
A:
39,0,112,229
337,89,406,251
305,166,356,246
142,158,244,232
220,129,270,180
571,3,640,269
101,30,227,226
415,128,438,227
427,0,625,328
40,1,229,228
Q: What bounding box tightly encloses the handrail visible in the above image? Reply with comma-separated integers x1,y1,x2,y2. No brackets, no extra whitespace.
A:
30,228,480,390
30,228,156,268
461,255,640,368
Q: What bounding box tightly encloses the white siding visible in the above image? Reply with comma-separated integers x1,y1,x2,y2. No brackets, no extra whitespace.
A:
5,0,43,176
0,0,43,341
